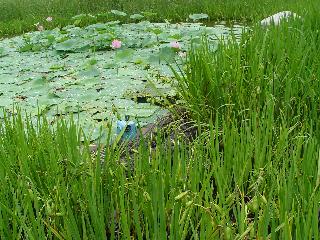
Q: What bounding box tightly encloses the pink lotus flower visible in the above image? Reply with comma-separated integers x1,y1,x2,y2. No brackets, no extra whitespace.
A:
170,41,181,49
46,16,53,22
111,39,122,49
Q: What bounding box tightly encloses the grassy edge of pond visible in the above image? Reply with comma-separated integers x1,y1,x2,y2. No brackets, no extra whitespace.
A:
0,0,319,37
172,13,320,129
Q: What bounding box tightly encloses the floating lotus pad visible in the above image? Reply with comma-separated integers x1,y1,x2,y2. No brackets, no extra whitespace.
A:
0,21,244,141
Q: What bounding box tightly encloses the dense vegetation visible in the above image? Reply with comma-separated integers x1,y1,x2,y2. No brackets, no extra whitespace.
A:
0,0,319,239
0,0,318,37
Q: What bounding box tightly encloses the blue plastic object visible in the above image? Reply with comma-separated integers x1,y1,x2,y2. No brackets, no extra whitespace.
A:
116,116,137,141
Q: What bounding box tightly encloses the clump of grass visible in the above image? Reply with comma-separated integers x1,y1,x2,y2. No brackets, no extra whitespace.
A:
173,13,320,131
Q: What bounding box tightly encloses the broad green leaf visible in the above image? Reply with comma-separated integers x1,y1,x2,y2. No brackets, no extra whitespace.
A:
115,49,135,62
148,47,176,64
55,39,90,52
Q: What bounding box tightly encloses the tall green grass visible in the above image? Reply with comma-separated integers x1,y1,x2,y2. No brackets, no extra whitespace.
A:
174,12,320,134
0,0,319,37
0,108,319,239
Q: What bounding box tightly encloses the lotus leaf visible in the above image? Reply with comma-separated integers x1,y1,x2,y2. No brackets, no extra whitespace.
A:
0,21,245,141
55,39,91,52
115,49,135,62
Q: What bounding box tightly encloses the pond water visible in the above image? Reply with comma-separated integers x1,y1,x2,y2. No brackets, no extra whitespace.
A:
0,21,244,141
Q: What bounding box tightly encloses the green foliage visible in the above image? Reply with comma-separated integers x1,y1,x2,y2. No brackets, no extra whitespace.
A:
0,21,239,141
173,15,320,131
0,0,319,37
55,39,91,52
0,108,319,239
115,49,135,62
0,1,319,238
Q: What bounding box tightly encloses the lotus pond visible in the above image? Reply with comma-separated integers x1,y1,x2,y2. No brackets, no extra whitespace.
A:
0,20,244,141
1,2,320,238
